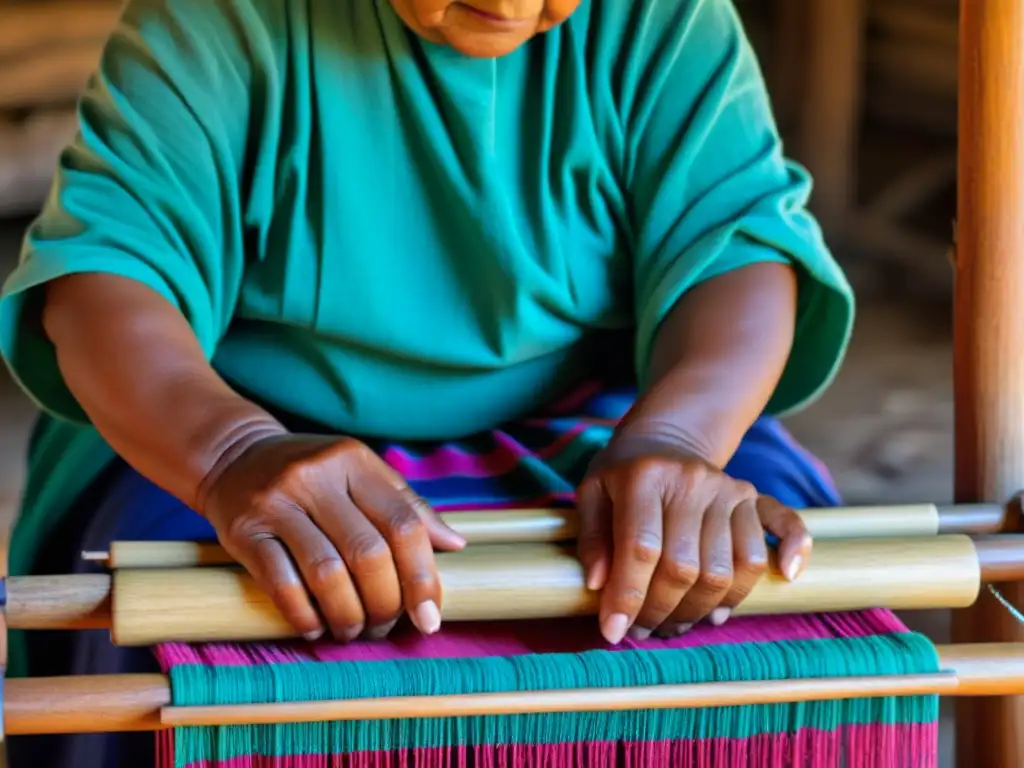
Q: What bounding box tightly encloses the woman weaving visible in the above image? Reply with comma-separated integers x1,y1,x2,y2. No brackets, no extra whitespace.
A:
0,0,855,766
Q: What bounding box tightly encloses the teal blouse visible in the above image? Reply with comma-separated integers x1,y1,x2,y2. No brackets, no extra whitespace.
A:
0,0,852,624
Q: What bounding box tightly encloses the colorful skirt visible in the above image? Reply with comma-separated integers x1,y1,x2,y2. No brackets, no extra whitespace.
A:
6,386,940,768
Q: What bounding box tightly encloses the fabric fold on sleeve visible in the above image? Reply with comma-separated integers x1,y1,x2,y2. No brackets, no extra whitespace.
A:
623,0,854,415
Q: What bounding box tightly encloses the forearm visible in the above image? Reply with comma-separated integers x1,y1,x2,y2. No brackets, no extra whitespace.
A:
616,261,798,467
42,273,286,509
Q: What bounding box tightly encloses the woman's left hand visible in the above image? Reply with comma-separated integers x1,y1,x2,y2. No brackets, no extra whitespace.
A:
576,437,812,644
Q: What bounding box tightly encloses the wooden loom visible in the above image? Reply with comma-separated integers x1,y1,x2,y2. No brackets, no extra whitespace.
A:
1,503,1024,740
0,1,1022,766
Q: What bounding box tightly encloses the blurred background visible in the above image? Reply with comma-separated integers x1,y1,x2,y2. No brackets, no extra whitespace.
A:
0,0,962,758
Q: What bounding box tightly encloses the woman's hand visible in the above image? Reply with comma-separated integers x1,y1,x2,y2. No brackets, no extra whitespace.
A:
576,437,811,644
198,434,466,642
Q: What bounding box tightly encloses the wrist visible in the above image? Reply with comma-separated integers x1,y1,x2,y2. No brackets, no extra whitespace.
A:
618,360,767,468
605,420,719,465
190,399,289,514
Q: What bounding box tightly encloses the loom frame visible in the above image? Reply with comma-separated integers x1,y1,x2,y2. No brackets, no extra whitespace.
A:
950,2,1024,766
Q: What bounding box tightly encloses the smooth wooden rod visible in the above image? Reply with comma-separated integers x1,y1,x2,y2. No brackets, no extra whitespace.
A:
84,502,1012,570
10,535,1018,645
5,643,1024,735
9,536,1021,646
106,536,998,646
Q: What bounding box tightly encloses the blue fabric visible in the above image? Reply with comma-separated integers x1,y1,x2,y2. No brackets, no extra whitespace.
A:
6,414,838,768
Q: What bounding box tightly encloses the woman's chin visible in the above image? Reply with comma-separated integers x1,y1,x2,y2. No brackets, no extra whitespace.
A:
440,25,536,58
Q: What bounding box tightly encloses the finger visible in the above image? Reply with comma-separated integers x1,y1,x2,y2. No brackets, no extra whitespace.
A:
363,460,466,551
225,531,325,641
667,499,732,625
347,471,443,634
576,478,613,592
314,493,405,634
716,498,769,620
348,475,444,638
757,496,812,581
631,494,701,640
600,485,663,645
274,509,367,641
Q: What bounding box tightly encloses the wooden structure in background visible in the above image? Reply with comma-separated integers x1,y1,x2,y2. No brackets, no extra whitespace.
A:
0,0,120,216
951,3,1024,765
767,0,959,293
780,0,1024,761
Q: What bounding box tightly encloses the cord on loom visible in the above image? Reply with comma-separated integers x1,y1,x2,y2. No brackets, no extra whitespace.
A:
987,585,1024,625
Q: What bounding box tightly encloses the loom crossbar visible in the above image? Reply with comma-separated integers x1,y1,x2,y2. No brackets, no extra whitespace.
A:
83,502,1013,569
2,535,1022,646
4,642,1024,735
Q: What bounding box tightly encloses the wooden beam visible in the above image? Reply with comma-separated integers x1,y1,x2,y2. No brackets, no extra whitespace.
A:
952,1,1024,765
796,0,865,235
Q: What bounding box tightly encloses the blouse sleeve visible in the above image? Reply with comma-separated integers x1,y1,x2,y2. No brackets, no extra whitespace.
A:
0,0,258,423
623,0,854,415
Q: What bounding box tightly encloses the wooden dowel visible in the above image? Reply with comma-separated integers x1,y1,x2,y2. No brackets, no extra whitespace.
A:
107,536,986,646
14,535,1020,644
4,674,168,735
4,574,110,630
92,502,1011,569
6,643,1024,735
953,1,1024,765
972,537,1024,583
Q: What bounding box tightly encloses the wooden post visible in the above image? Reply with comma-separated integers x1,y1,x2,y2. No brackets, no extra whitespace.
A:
796,0,865,236
952,1,1024,765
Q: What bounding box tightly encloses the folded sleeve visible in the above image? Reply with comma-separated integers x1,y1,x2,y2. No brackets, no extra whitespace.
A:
0,0,257,423
623,0,854,415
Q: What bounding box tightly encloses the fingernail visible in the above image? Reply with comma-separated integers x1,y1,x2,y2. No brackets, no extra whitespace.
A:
412,600,442,635
785,555,804,581
303,628,324,642
586,565,606,591
628,625,652,641
364,620,397,641
709,607,731,626
450,532,467,548
334,623,364,643
603,613,630,644
656,622,693,638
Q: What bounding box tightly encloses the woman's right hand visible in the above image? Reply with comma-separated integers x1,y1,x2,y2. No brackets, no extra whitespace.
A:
197,434,466,642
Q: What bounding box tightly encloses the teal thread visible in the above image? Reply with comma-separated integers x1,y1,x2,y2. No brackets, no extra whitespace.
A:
170,632,940,765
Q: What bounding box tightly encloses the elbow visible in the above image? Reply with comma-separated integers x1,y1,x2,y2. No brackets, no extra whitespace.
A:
40,272,137,349
40,275,84,348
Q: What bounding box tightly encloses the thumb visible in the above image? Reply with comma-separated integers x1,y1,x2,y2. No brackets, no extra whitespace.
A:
576,478,613,591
